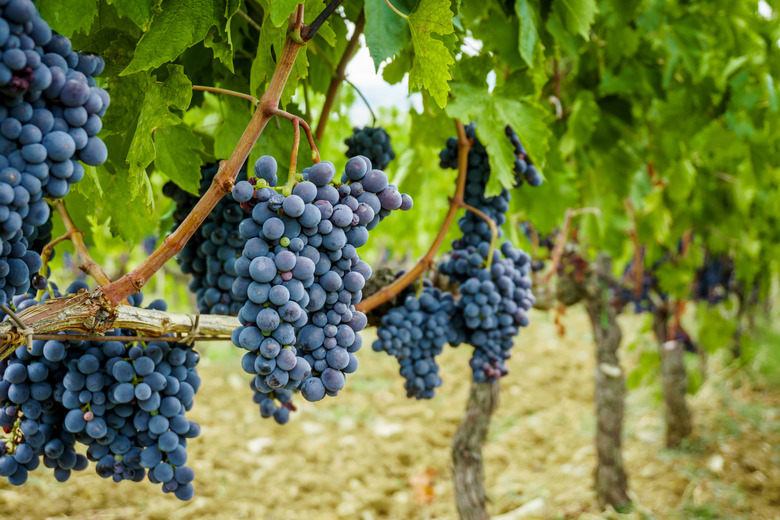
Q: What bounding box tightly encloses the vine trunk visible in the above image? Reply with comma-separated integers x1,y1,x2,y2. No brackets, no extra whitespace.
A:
451,381,499,520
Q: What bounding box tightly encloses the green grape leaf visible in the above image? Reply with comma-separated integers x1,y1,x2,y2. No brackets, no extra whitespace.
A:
214,94,252,161
124,65,192,196
447,80,552,196
36,0,98,36
101,170,157,241
122,0,225,75
269,0,299,27
365,0,411,69
552,0,598,39
105,0,156,29
560,91,600,157
204,0,241,71
154,124,204,195
515,0,540,67
407,0,455,108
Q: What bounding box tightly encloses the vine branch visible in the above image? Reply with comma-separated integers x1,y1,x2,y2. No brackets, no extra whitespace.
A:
303,0,345,41
270,107,320,164
54,201,112,287
192,85,259,105
314,10,365,141
356,120,472,313
100,10,320,306
0,293,239,361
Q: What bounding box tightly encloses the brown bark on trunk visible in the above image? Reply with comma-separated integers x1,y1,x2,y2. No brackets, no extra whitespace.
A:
451,381,500,520
652,307,693,448
583,254,630,510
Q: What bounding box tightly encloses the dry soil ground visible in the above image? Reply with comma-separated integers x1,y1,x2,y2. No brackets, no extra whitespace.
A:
0,309,778,520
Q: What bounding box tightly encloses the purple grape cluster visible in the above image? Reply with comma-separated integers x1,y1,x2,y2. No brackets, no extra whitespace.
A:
436,124,538,383
372,283,461,399
163,163,248,315
230,154,411,420
505,125,542,186
344,126,396,171
0,0,110,304
0,282,201,500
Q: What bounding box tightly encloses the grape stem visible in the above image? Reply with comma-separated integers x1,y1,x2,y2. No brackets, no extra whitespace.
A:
236,9,262,32
356,120,473,313
314,10,365,141
192,85,259,105
0,295,241,360
270,107,321,164
35,200,113,301
54,201,114,286
285,117,301,195
383,0,409,19
99,6,322,306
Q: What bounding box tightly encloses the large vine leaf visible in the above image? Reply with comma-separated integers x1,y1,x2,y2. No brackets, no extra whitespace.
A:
36,0,98,36
154,124,204,195
126,66,193,182
407,0,455,108
515,0,540,67
269,0,300,27
446,79,552,196
364,0,412,69
122,0,227,75
105,0,157,29
204,0,241,71
552,0,597,40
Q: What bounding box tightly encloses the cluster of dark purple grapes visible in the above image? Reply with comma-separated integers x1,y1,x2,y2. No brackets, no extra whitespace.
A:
616,265,662,313
505,126,542,186
344,126,395,171
163,164,248,315
372,282,461,399
251,384,293,425
617,252,733,313
375,124,538,395
695,254,733,305
0,281,200,500
230,153,410,422
0,0,110,304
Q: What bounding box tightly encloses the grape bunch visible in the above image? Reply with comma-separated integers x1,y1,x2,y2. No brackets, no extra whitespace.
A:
344,126,395,171
615,263,662,313
250,383,293,425
372,283,461,399
505,125,542,186
452,242,535,382
0,282,201,500
438,123,538,383
695,254,732,305
230,154,410,420
164,163,248,315
0,0,110,199
0,0,111,304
